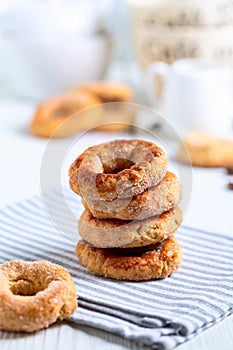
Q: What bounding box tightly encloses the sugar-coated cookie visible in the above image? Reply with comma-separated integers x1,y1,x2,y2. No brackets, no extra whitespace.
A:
76,236,181,281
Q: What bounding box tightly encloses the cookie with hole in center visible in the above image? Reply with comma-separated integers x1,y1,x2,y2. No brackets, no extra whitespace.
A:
30,91,101,138
70,82,134,132
82,172,181,221
69,139,168,201
70,82,133,103
178,131,233,167
78,207,182,248
0,260,77,332
75,236,181,281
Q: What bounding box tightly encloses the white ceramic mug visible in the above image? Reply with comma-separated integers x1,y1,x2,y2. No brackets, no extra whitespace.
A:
144,58,233,136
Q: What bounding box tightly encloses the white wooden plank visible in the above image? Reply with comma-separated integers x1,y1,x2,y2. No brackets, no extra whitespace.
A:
1,315,233,350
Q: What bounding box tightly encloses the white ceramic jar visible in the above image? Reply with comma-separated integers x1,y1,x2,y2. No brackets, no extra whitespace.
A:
126,0,233,68
127,0,233,27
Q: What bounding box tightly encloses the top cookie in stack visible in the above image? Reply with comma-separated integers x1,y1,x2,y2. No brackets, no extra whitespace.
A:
69,139,183,281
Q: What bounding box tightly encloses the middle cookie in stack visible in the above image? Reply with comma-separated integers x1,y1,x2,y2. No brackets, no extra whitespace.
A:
69,139,182,281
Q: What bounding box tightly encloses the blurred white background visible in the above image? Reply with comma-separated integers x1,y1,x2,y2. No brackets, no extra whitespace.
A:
0,0,140,100
0,2,233,350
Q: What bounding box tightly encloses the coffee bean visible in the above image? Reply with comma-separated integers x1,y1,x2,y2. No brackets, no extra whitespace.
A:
226,167,233,175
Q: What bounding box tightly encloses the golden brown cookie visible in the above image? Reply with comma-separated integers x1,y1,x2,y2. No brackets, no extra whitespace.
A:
30,91,101,138
71,82,134,132
92,103,136,133
78,207,182,248
0,260,77,332
177,131,233,167
75,236,182,281
82,172,181,221
71,82,133,103
69,139,168,201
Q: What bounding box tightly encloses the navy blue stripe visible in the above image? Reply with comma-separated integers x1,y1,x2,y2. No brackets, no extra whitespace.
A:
9,202,74,231
178,234,233,254
181,224,233,241
0,214,74,248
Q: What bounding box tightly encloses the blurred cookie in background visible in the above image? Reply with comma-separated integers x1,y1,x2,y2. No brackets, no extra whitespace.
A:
70,82,134,132
177,131,233,167
30,82,134,138
71,82,133,103
29,91,101,138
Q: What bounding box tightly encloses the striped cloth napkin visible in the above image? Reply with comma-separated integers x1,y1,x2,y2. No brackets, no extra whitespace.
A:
0,191,233,350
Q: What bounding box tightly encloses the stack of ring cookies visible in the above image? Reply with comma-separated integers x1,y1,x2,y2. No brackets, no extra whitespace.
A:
69,139,183,281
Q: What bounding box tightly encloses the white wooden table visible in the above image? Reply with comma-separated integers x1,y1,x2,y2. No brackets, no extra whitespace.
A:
0,101,232,350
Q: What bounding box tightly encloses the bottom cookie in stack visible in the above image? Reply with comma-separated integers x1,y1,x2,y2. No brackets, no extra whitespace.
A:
75,207,183,281
76,236,182,281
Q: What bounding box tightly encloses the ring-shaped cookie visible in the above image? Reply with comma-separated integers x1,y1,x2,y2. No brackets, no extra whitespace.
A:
71,82,134,132
82,172,181,221
78,207,182,248
30,91,101,138
70,82,133,103
178,131,233,167
76,236,182,281
0,260,77,332
69,139,168,200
